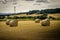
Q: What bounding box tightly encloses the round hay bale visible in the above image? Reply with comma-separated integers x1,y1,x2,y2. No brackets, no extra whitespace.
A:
35,19,40,23
41,19,50,26
9,19,18,27
6,19,11,25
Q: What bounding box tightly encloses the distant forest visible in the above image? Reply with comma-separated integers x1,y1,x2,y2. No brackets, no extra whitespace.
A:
27,8,60,14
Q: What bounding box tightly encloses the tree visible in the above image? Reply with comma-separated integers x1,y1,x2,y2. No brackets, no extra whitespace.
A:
0,16,5,19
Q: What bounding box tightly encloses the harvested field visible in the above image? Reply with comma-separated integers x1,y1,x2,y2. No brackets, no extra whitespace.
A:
0,20,60,40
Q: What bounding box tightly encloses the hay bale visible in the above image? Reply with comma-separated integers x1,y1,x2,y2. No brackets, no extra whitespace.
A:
9,19,18,27
41,19,50,26
35,19,40,23
6,19,11,25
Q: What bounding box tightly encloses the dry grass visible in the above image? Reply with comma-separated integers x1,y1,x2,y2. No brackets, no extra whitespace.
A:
11,13,60,17
0,20,60,40
48,13,60,18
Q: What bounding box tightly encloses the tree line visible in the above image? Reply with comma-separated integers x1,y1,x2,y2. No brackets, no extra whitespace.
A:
27,8,60,14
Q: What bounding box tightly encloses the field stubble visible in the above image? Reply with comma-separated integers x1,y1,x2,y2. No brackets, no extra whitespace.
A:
0,20,60,40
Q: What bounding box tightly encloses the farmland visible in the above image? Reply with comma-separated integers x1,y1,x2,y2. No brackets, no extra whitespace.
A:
0,20,60,40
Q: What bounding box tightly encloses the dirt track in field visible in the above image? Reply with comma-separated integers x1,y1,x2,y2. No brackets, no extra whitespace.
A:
0,21,60,40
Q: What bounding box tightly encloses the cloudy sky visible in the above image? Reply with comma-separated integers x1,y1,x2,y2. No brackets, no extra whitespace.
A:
0,0,60,13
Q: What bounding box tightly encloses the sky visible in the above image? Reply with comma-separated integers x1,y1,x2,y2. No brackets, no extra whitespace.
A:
0,0,60,13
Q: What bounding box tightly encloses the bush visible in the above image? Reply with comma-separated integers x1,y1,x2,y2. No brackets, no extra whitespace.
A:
14,16,20,19
0,16,5,19
40,16,47,20
49,16,56,20
39,14,48,20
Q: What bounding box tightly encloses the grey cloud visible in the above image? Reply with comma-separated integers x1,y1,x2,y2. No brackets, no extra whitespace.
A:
24,0,34,1
36,0,49,3
0,0,17,4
